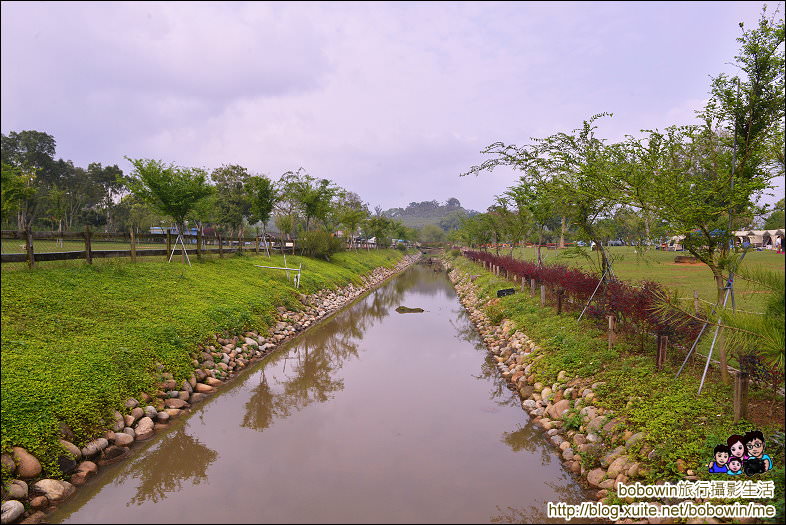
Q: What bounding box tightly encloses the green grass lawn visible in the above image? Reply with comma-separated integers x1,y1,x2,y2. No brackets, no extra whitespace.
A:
504,246,785,313
1,249,404,475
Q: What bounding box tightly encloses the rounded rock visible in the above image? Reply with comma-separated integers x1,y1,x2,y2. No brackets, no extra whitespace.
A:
11,447,42,479
1,500,25,525
134,416,155,441
130,407,144,422
29,496,49,510
98,446,130,466
0,454,16,475
6,479,28,500
189,393,207,404
59,440,81,460
32,479,75,502
143,405,158,419
194,383,215,394
113,432,134,447
164,398,188,409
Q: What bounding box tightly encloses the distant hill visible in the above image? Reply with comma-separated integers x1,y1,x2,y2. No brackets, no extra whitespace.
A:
383,198,479,230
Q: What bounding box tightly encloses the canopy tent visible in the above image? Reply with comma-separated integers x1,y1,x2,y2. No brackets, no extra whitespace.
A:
734,229,784,248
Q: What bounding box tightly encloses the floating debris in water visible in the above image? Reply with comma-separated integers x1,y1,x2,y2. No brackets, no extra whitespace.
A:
395,306,424,313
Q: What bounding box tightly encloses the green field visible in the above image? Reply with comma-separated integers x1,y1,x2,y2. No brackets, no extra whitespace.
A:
1,249,404,476
503,246,785,312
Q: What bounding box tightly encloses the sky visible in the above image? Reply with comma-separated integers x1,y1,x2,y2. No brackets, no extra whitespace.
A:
2,1,784,213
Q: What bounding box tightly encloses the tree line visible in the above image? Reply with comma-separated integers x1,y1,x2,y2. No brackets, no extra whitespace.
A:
1,139,422,255
455,6,784,304
454,7,784,384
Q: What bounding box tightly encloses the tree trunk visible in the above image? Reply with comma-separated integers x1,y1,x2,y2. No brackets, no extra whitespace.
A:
537,231,543,266
559,216,566,249
711,267,731,385
262,224,270,257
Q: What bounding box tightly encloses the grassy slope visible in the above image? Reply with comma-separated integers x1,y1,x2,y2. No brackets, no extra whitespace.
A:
1,250,403,473
447,253,784,516
508,246,785,312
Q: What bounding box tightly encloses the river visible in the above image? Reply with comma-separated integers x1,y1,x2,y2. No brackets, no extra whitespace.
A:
49,264,592,523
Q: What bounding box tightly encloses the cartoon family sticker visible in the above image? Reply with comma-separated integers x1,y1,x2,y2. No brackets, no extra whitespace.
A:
707,430,773,476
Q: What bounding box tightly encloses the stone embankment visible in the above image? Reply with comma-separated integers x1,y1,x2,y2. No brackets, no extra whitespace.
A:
0,254,420,525
448,267,708,525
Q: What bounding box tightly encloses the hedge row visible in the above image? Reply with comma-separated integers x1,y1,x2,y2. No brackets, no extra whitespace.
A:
462,250,703,347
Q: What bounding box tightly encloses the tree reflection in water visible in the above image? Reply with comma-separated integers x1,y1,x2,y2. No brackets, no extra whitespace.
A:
241,271,410,431
116,428,218,506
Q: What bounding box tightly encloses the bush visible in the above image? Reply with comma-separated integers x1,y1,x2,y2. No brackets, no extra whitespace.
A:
450,249,461,257
396,243,406,252
298,230,345,260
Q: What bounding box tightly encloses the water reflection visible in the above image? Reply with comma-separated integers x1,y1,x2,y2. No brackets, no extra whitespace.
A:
242,268,413,432
115,428,217,506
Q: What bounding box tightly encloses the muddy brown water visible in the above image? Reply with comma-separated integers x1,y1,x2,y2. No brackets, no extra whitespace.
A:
49,265,594,524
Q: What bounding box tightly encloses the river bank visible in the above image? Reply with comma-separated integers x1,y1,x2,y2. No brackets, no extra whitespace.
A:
1,251,419,525
44,261,592,524
443,253,784,524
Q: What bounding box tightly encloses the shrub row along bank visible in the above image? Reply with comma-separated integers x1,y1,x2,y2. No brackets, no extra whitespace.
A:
445,254,784,523
462,250,703,349
0,250,417,522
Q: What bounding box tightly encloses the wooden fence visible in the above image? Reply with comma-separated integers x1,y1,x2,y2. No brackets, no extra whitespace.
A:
0,229,303,268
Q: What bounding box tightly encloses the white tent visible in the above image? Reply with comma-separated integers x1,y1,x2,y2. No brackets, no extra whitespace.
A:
734,229,784,248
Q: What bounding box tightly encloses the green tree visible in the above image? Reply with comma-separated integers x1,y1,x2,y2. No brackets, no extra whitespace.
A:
274,213,297,254
1,130,57,229
439,209,468,232
288,169,338,231
763,198,785,229
211,164,251,241
419,223,446,244
464,113,619,275
125,158,213,258
364,215,394,248
334,191,369,249
1,162,35,225
246,175,279,255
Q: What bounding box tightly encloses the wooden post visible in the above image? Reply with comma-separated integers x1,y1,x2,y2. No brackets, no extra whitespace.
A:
656,335,668,370
218,234,224,258
255,236,259,256
25,228,35,269
733,371,749,422
540,284,546,307
607,315,616,349
521,275,527,292
197,229,202,259
130,229,137,262
166,231,172,260
693,290,700,315
530,278,536,297
557,290,564,314
84,226,93,264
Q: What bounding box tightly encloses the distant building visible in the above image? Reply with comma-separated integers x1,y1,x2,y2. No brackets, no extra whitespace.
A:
149,226,198,236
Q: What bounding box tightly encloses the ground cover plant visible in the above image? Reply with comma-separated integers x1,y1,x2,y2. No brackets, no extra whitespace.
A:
0,249,403,475
447,252,785,519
